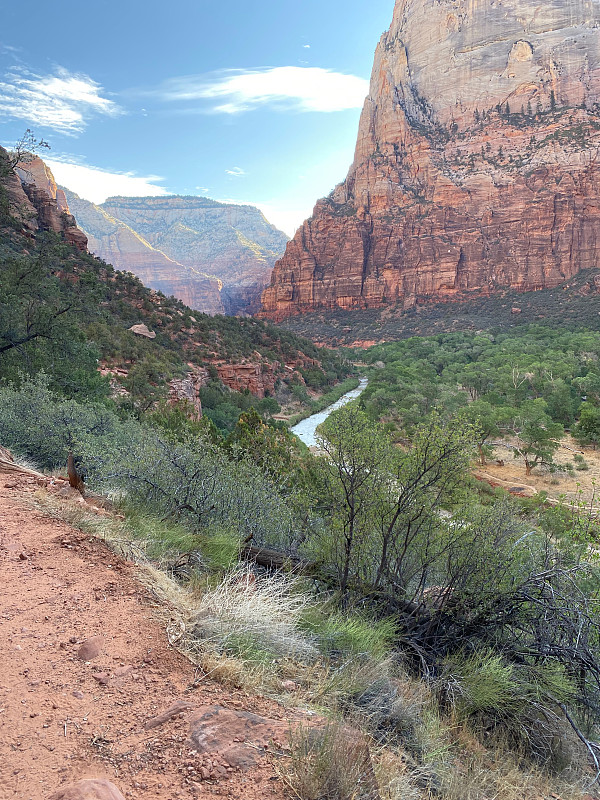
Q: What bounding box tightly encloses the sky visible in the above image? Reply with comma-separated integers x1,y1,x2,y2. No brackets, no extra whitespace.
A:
0,0,393,236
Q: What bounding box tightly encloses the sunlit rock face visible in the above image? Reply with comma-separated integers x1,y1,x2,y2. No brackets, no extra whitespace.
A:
10,156,88,252
99,196,288,316
261,0,600,320
63,190,224,315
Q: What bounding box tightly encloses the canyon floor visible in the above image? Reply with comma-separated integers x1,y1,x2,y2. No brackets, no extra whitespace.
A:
0,474,294,800
475,436,600,508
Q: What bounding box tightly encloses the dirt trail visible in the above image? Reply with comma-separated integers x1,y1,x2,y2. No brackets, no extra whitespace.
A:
0,477,290,800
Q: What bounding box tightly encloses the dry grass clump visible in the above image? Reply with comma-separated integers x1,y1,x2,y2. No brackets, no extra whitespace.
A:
279,723,379,800
436,746,587,800
190,565,318,664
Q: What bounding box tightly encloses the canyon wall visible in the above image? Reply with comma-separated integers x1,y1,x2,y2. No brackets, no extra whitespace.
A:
63,190,224,315
261,0,600,320
95,196,288,316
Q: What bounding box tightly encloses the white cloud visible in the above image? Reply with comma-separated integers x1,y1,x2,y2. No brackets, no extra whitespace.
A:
158,66,368,114
303,45,311,49
225,166,245,177
45,159,169,204
0,67,120,134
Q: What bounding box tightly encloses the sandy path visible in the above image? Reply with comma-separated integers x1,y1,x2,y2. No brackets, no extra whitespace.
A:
0,477,289,800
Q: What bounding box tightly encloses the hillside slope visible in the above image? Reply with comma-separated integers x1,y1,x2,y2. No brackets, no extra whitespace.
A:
0,146,349,422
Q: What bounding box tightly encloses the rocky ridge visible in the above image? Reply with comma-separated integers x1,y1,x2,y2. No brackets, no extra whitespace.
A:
261,0,600,320
4,154,87,252
63,189,224,315
67,193,288,316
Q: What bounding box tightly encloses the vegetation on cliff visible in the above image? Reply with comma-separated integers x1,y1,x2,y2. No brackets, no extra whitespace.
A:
0,144,350,431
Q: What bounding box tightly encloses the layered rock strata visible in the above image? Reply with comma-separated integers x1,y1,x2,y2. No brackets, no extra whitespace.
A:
261,0,600,320
63,190,224,315
67,194,288,316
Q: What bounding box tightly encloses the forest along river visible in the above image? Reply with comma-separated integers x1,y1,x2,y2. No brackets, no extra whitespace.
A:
290,377,368,448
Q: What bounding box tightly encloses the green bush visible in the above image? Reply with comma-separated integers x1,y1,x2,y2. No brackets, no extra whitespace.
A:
301,610,396,660
0,375,120,471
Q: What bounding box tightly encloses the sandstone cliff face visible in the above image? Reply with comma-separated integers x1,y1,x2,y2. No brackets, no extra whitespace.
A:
97,197,289,316
261,0,600,320
5,154,87,251
63,190,224,315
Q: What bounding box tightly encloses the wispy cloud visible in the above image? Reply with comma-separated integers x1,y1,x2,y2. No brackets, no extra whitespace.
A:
46,159,168,204
156,66,368,114
0,67,121,134
225,166,245,177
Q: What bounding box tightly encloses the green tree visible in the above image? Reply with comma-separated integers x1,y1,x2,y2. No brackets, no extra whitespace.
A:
461,401,514,465
227,407,299,480
509,400,564,475
317,406,393,596
573,403,600,449
317,408,476,599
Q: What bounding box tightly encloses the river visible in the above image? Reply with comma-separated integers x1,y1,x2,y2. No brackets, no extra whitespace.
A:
290,377,368,448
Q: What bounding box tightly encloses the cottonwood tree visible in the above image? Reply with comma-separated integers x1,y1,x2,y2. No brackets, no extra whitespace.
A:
461,400,514,465
573,403,600,450
509,399,564,475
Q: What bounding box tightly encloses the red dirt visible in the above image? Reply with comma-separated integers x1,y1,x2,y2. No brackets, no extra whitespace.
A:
0,476,291,800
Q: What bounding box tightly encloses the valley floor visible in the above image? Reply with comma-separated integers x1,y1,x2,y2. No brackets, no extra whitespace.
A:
477,436,600,506
0,476,291,800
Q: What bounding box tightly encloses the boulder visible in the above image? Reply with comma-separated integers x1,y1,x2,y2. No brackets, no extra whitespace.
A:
129,323,156,339
48,779,125,800
188,705,288,770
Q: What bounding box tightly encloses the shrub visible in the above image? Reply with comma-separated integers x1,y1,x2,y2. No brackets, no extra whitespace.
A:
0,376,120,471
302,611,397,661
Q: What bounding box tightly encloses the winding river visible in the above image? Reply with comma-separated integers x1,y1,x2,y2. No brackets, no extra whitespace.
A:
290,377,368,448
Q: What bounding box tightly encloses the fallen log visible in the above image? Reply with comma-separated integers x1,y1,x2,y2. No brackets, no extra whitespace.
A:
0,445,45,479
241,544,314,572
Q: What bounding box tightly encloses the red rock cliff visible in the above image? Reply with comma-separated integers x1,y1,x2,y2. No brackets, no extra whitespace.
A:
13,156,88,252
261,0,600,320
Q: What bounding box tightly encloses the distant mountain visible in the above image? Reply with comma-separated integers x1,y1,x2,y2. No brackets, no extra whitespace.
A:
0,145,349,416
63,190,224,315
64,192,288,316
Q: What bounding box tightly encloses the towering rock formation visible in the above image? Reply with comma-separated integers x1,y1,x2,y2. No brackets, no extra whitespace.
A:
63,190,224,315
70,195,288,316
261,0,600,320
6,154,87,251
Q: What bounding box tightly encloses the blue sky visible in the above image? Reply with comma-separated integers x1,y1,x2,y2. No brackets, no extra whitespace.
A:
0,0,392,235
